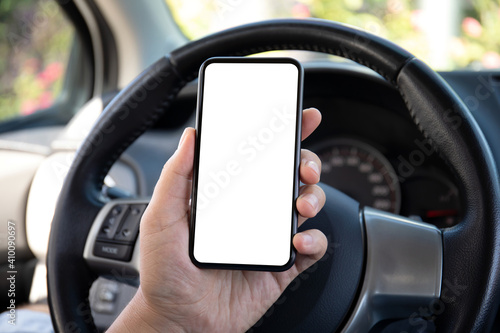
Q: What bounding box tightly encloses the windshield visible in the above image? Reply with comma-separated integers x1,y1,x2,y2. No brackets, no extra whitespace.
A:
165,0,500,71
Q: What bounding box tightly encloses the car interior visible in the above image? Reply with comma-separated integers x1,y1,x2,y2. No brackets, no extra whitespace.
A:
1,0,500,332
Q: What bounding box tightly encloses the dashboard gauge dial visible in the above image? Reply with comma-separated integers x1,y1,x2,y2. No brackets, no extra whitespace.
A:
314,139,401,214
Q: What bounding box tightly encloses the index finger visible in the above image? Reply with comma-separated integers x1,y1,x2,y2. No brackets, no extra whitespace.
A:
301,108,322,141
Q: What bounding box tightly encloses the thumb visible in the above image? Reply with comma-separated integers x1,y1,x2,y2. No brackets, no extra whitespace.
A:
144,127,195,232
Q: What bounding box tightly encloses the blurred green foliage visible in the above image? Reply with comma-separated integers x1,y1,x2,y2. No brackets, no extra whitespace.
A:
166,0,500,70
2,0,498,124
0,0,74,122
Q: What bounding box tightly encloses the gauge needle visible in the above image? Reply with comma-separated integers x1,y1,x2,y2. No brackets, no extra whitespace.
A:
426,209,458,218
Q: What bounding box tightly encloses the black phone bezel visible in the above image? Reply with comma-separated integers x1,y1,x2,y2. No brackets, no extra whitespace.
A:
189,56,304,272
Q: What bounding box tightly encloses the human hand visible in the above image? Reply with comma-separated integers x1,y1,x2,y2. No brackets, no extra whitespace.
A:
108,108,327,333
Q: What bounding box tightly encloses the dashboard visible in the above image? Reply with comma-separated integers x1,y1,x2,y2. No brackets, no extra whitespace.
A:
299,64,462,228
152,62,463,229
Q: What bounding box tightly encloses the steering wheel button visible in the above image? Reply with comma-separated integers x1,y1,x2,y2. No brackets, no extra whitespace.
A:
97,204,129,240
111,206,122,215
93,301,115,314
93,241,133,261
99,289,116,302
114,204,147,242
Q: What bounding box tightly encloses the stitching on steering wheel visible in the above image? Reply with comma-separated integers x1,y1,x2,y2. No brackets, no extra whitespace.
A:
396,70,448,173
178,43,397,84
94,58,188,190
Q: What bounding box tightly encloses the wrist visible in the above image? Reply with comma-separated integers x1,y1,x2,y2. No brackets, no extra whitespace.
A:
107,287,186,333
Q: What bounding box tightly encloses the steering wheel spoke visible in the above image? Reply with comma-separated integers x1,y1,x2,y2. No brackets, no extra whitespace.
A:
83,199,148,285
343,207,442,332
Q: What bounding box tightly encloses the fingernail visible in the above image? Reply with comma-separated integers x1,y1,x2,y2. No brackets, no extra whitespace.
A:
306,160,320,178
301,233,313,246
300,193,319,211
178,128,188,148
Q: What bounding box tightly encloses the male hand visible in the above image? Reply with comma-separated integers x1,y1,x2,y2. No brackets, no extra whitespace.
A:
109,108,327,333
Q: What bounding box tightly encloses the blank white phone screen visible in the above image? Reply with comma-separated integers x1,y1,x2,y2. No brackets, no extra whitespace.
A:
193,61,300,266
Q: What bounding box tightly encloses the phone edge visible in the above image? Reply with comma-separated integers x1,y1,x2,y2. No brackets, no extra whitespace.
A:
189,56,304,272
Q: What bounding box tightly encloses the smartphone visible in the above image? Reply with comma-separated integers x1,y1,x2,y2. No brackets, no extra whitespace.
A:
189,57,303,271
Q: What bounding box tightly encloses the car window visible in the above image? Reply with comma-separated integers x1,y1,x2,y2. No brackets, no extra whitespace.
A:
165,0,500,71
0,0,75,122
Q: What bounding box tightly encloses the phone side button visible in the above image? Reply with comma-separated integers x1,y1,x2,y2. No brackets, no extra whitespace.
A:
93,242,133,262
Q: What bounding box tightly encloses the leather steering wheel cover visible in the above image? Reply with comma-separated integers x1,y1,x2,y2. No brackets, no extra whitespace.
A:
47,57,186,331
169,19,413,84
47,19,500,332
397,59,500,331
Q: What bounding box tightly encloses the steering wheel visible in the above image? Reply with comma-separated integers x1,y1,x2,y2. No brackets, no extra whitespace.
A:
47,19,500,332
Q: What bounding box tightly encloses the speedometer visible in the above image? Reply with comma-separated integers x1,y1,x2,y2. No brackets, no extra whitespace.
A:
315,139,401,214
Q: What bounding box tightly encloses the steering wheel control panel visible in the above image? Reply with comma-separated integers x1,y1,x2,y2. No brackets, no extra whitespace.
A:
84,199,150,284
93,203,147,261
